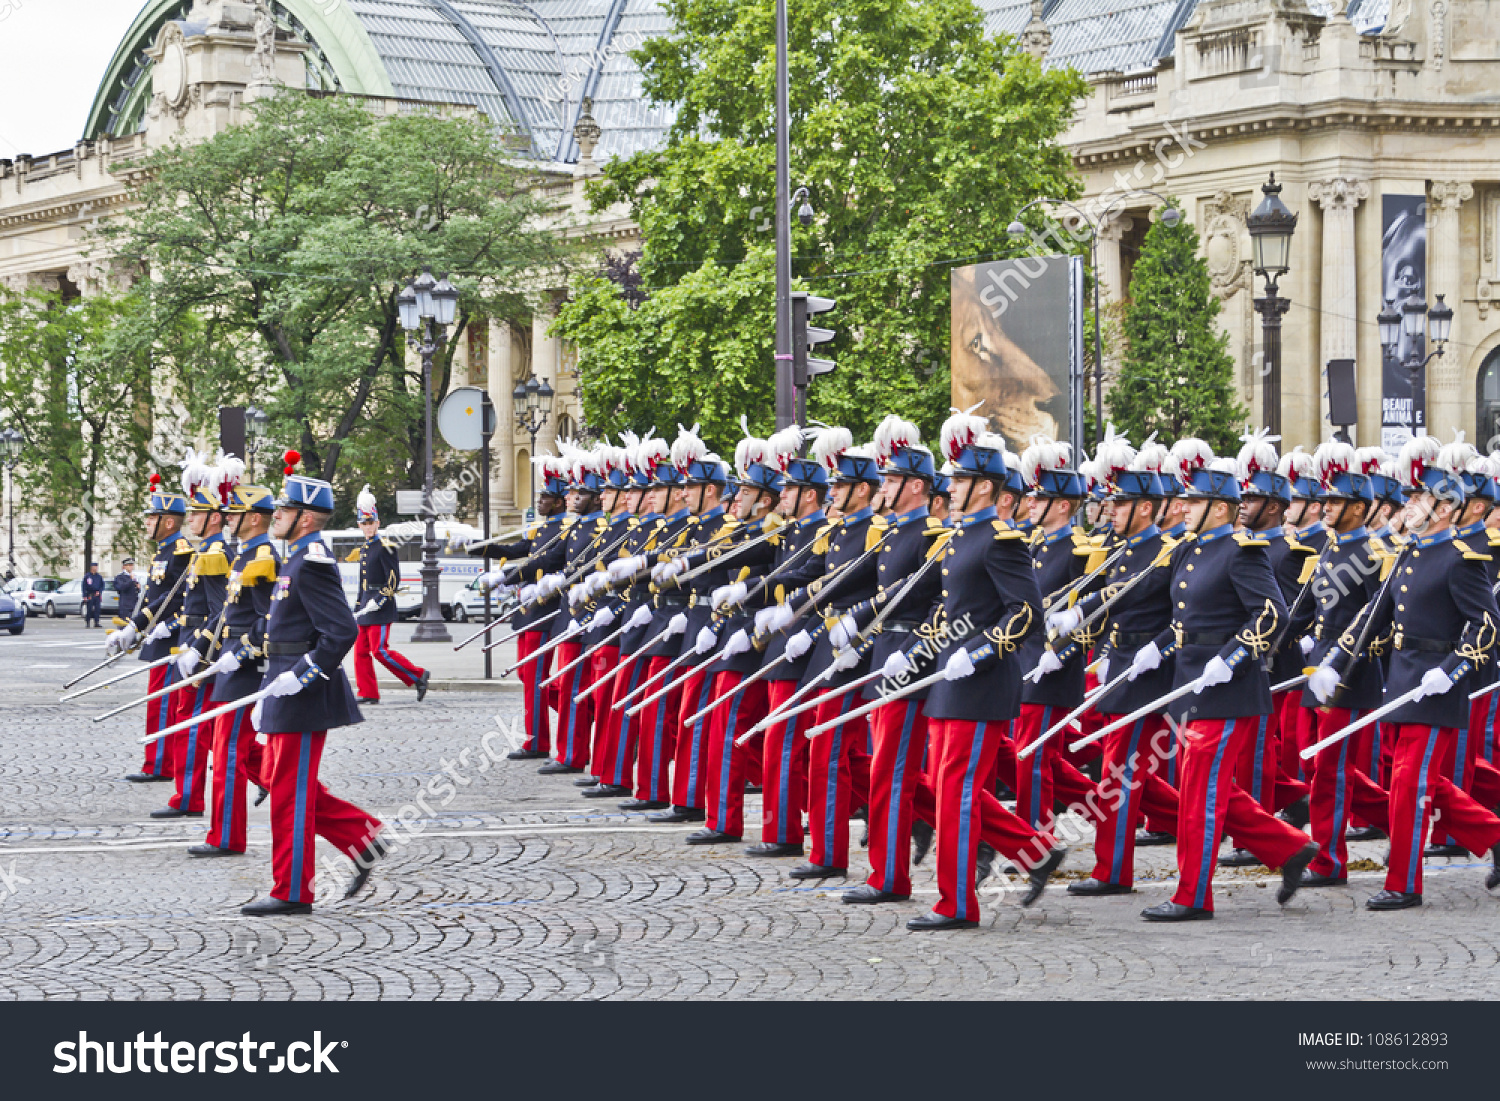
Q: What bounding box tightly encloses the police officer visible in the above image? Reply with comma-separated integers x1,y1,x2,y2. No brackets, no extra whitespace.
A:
81,563,104,628
241,463,385,916
191,482,279,856
113,558,140,621
109,476,192,783
350,485,429,704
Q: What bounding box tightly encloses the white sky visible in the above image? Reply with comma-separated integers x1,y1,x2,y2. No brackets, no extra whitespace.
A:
0,0,147,157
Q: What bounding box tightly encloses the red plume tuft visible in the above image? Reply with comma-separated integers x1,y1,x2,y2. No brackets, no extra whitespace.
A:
282,449,301,477
148,473,161,489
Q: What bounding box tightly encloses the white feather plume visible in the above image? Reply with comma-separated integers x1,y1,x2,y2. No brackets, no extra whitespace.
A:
767,423,805,473
633,435,670,476
810,425,853,472
1354,446,1386,476
1169,437,1214,477
1236,427,1281,479
939,403,987,463
1276,445,1316,483
1436,429,1478,476
1313,439,1357,485
1094,425,1135,481
1019,435,1069,487
1397,434,1442,487
873,414,921,465
670,423,707,473
356,483,378,515
179,448,212,497
1133,433,1168,474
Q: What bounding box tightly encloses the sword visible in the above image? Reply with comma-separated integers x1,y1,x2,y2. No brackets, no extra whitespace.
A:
1468,677,1500,701
454,601,519,651
613,629,697,710
802,644,999,739
1271,673,1310,694
143,685,275,745
576,650,639,703
1015,667,1131,760
1300,684,1426,759
541,618,629,689
657,522,780,589
59,651,178,702
1041,540,1126,610
623,646,713,716
741,649,883,746
480,608,562,654
1050,542,1173,645
497,619,581,677
62,557,195,690
1068,676,1208,753
91,662,220,721
459,523,533,552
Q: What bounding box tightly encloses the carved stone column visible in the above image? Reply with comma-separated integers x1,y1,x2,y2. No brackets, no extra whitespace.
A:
1096,214,1131,305
489,319,516,512
1308,177,1368,434
1429,180,1473,439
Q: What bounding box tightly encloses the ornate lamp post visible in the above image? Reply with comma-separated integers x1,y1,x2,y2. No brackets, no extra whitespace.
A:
243,404,270,480
1247,173,1298,438
396,267,459,643
1,427,24,577
1380,294,1453,443
512,375,554,515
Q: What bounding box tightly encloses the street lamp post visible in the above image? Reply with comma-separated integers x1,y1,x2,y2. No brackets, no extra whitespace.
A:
1008,190,1180,450
243,404,270,480
512,375,555,516
1247,173,1299,438
1379,293,1453,443
396,267,459,644
1,428,23,577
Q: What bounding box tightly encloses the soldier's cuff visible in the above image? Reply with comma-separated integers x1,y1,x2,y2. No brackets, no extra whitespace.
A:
1220,644,1250,670
294,659,325,687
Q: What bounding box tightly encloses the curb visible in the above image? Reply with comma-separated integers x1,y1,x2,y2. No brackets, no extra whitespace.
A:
428,679,522,694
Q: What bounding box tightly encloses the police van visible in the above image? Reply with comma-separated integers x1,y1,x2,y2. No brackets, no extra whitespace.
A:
317,521,485,620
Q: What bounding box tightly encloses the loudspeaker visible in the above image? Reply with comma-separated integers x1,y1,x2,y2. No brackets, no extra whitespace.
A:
219,406,246,461
1326,359,1357,426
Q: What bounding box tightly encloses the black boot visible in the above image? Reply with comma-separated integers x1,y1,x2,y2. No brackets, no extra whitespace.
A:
1141,901,1212,922
1280,795,1310,829
1487,844,1500,891
1423,842,1467,858
1217,847,1262,868
1021,847,1066,907
415,669,431,702
1068,878,1132,896
906,911,977,931
1135,829,1175,847
253,786,269,808
1345,824,1386,842
580,783,631,799
343,835,391,899
685,828,740,845
744,841,803,858
974,842,996,887
1277,842,1319,906
788,862,845,880
1366,889,1422,911
911,819,934,866
241,897,312,917
842,883,910,904
646,806,705,824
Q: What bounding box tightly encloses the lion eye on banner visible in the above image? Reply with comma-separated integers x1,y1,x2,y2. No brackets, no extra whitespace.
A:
950,257,1085,452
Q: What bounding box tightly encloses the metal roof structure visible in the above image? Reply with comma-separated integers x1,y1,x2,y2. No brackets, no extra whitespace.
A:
87,0,1392,163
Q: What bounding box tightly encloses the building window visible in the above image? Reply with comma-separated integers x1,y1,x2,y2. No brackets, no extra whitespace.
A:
555,414,576,443
1478,349,1500,450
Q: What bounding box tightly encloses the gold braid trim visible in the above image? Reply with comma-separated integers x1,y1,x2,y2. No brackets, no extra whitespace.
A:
1458,611,1498,663
1234,598,1281,657
985,602,1034,655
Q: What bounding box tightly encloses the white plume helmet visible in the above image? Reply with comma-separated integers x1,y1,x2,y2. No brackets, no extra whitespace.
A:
1019,434,1070,488
1276,445,1316,484
767,422,806,473
670,422,708,473
1397,434,1442,487
1094,423,1135,482
873,414,921,465
735,414,768,479
1000,443,1021,472
1133,432,1169,475
179,447,213,497
1476,453,1500,480
939,402,987,463
216,452,245,503
1168,437,1214,478
356,483,378,517
1436,428,1478,476
1313,438,1357,485
1208,457,1238,476
1354,446,1386,476
1236,427,1281,480
810,424,854,472
1078,456,1100,492
633,434,670,477
1380,458,1404,483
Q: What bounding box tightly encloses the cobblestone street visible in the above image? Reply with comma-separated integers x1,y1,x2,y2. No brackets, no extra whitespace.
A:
3,618,1499,1000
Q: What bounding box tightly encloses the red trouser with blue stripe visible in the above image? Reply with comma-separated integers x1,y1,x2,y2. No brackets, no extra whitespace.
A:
865,699,934,896
353,622,424,701
264,729,383,904
671,664,720,809
1384,722,1500,897
928,718,1054,922
1433,694,1500,846
1086,713,1179,887
806,687,872,870
596,653,645,787
703,672,768,836
515,630,552,754
168,674,214,813
1012,702,1102,831
587,645,621,777
141,663,180,778
760,679,809,846
205,702,265,852
633,655,680,802
1306,706,1389,878
552,639,593,769
1171,717,1309,911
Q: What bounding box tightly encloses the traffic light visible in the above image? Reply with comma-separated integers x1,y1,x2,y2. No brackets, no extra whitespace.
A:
791,291,836,387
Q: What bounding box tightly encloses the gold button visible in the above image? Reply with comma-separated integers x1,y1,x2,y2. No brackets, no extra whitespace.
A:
1398,604,1405,611
1400,585,1407,592
942,569,949,575
1406,568,1414,575
1125,549,1133,557
1178,601,1186,608
1194,547,1201,554
1179,581,1188,589
1413,551,1420,557
1186,564,1194,571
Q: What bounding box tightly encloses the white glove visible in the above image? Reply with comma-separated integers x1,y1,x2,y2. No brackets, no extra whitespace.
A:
694,626,718,654
1094,656,1110,683
145,620,173,643
251,698,266,730
829,614,859,650
538,573,565,596
1307,664,1339,704
477,571,504,592
210,650,242,676
1417,667,1455,699
589,606,616,631
722,629,751,658
176,647,201,677
650,561,669,582
1299,635,1315,656
709,585,731,609
1128,641,1161,681
665,612,689,638
518,584,539,605
785,630,813,660
832,647,860,671
765,605,795,633
267,669,304,698
586,572,609,596
943,647,977,681
662,556,690,580
567,584,589,608
562,618,582,639
1028,649,1064,681
607,558,635,581
753,607,776,633
626,604,653,630
1046,607,1083,637
1195,655,1234,692
882,651,912,679
356,599,381,618
722,581,747,608
105,623,138,656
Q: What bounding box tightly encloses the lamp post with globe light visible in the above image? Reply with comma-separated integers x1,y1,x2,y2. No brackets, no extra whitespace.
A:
512,375,555,517
1379,294,1453,445
1247,173,1299,438
1,427,23,577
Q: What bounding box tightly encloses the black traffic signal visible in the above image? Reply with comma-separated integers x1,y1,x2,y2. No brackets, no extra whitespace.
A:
791,291,836,387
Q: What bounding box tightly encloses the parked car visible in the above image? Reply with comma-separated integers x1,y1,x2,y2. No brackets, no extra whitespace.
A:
0,590,23,635
10,577,63,616
448,577,516,623
44,577,121,618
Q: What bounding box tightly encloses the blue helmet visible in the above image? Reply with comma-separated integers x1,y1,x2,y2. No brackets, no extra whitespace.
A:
1181,465,1241,502
1242,471,1292,503
276,474,335,512
783,457,827,489
742,461,784,496
831,449,882,486
1321,470,1373,504
1108,470,1165,500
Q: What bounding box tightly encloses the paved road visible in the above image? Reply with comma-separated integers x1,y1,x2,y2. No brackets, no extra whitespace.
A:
2,616,1498,1000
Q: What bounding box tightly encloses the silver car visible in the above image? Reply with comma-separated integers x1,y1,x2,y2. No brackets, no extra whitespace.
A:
41,577,121,618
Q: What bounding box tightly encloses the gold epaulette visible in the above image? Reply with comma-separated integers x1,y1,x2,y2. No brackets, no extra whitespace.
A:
811,522,837,556
1487,529,1500,549
924,517,949,535
1454,539,1493,562
1297,553,1320,585
173,542,195,556
239,546,277,585
1233,532,1270,548
562,514,579,527
344,547,361,562
924,528,956,560
864,519,886,552
992,521,1026,540
193,549,232,577
1286,537,1318,555
381,538,398,550
763,512,787,531
1379,554,1397,581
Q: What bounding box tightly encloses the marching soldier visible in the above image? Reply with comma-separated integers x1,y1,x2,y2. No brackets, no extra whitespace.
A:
350,485,430,704
242,458,385,916
191,481,279,856
153,452,238,819
1273,446,1327,787
109,474,193,783
1141,456,1316,921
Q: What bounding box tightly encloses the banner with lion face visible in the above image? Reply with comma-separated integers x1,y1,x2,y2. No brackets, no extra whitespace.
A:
950,257,1080,451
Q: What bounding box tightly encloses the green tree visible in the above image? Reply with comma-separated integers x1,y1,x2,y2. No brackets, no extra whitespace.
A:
107,89,571,508
0,286,174,571
552,0,1086,452
1108,208,1245,451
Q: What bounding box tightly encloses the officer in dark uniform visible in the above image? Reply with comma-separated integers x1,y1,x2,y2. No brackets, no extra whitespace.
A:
109,478,193,783
906,414,1063,930
1313,437,1500,909
241,467,384,916
81,564,104,627
350,485,429,704
113,559,141,621
192,483,279,856
1141,459,1316,921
